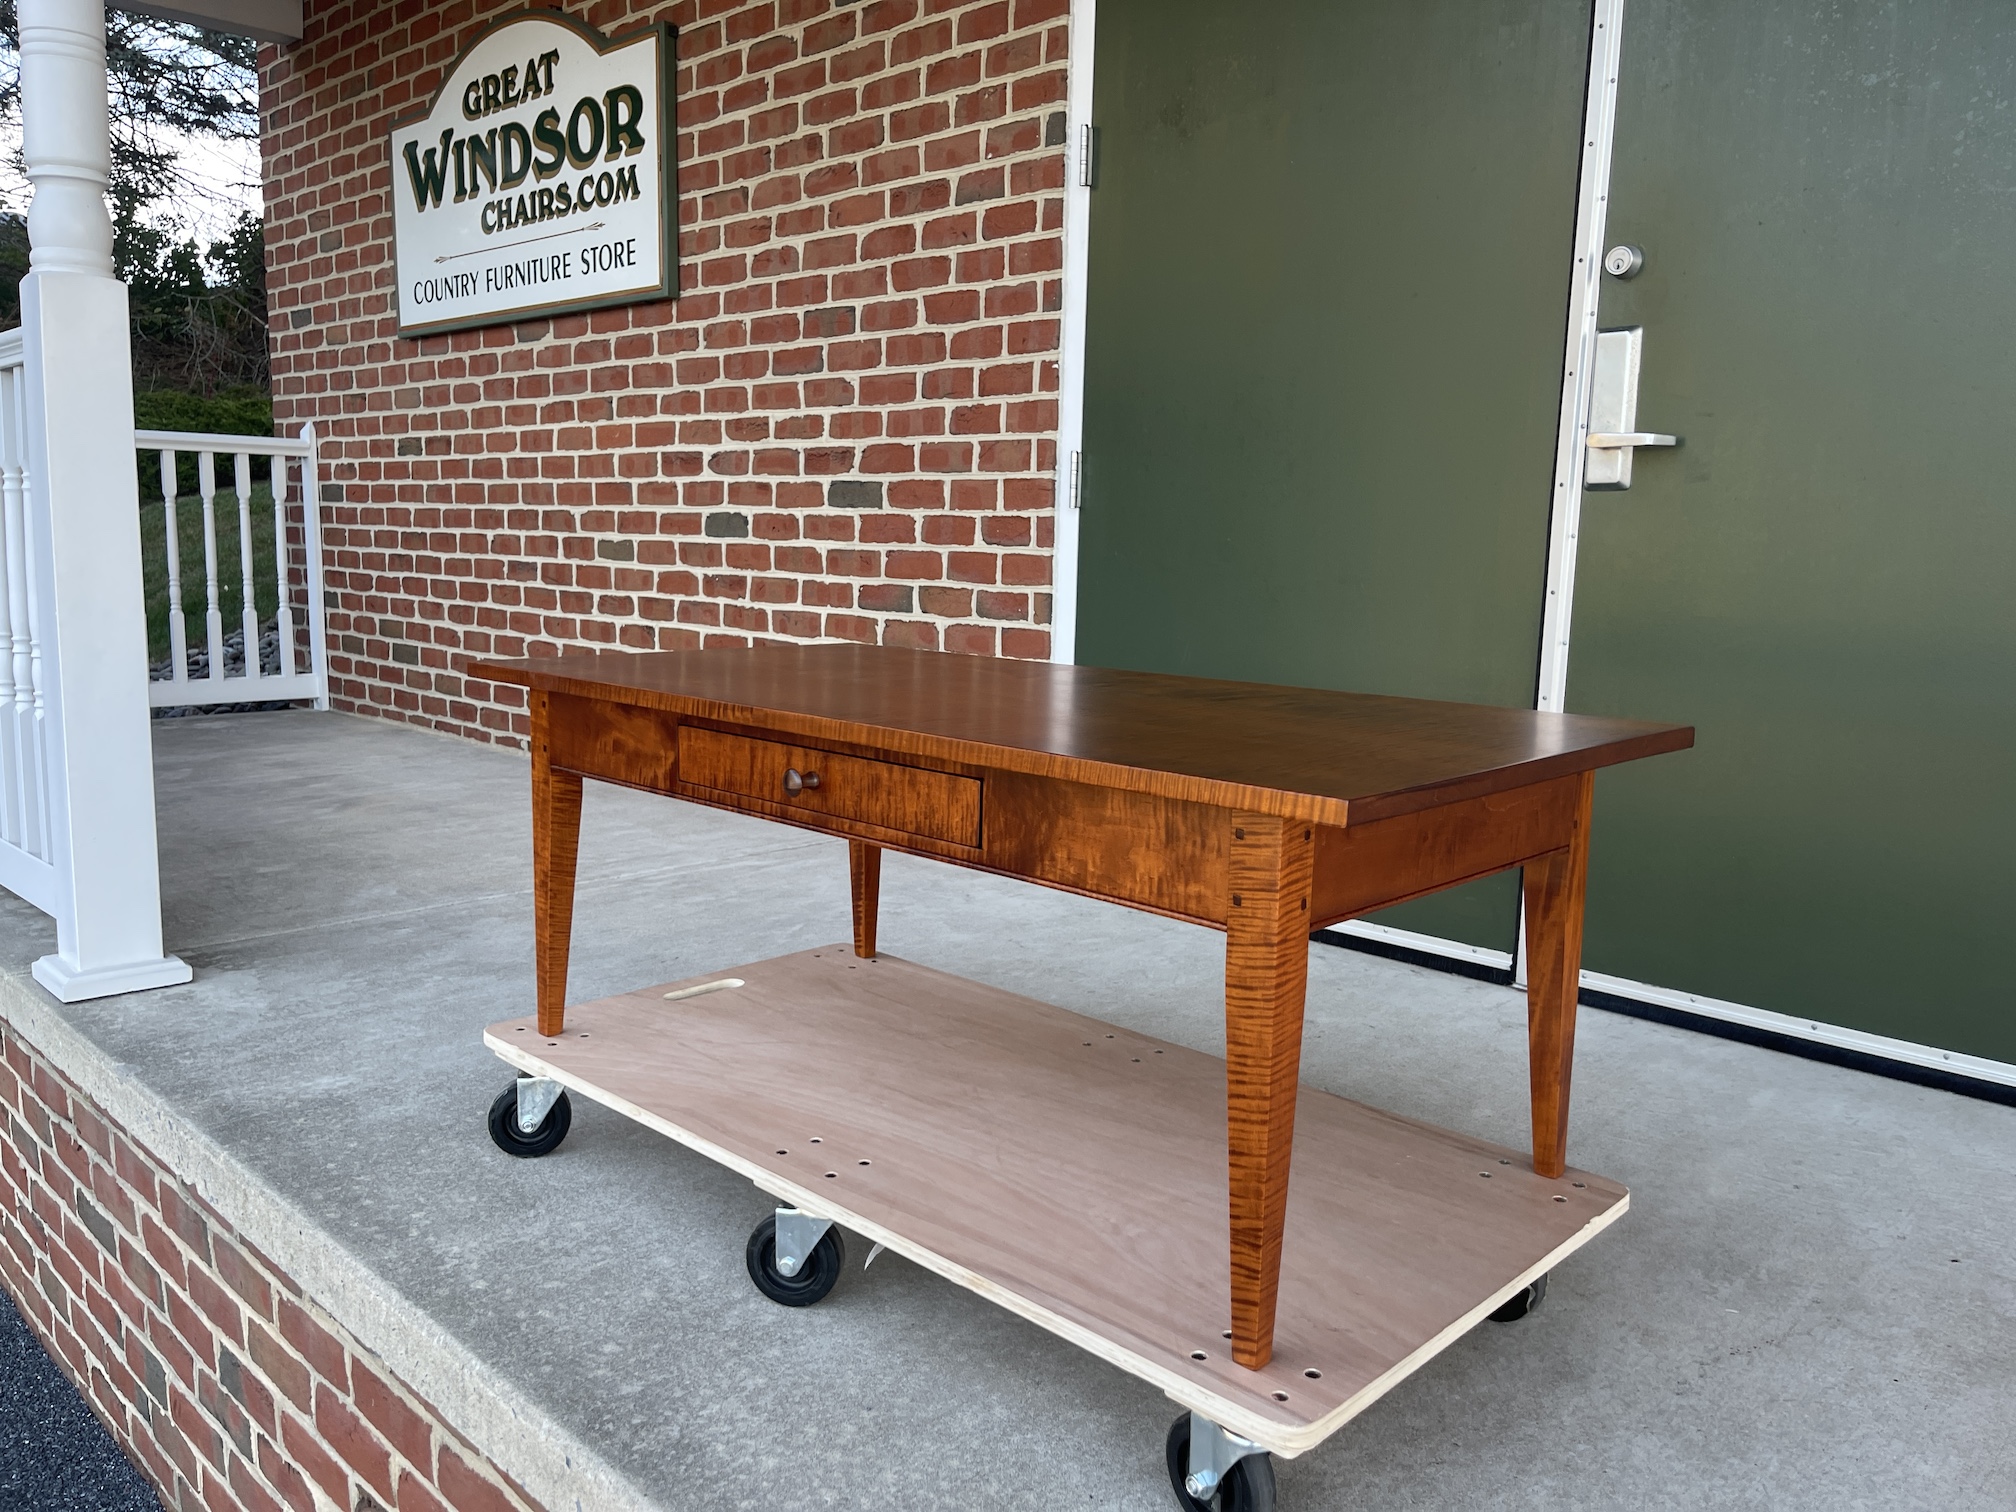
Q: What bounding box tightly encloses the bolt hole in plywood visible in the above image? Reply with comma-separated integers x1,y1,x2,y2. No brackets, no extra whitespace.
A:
484,949,1628,1454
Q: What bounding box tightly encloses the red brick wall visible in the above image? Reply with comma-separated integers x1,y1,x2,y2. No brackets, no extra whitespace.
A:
262,0,1070,744
0,1025,544,1512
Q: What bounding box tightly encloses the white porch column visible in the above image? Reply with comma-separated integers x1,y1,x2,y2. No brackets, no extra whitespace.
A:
18,0,189,999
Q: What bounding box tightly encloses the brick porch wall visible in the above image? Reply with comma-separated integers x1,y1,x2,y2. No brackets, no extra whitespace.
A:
261,0,1071,746
0,1024,544,1512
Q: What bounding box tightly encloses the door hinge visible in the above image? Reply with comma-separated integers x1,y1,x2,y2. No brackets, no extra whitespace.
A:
1069,450,1082,510
1077,124,1093,188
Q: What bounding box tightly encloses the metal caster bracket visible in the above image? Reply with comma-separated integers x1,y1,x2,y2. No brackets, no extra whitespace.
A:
1186,1412,1266,1501
515,1076,563,1134
774,1208,835,1279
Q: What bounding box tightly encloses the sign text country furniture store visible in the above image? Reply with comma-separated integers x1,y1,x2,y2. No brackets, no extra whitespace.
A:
266,0,1071,749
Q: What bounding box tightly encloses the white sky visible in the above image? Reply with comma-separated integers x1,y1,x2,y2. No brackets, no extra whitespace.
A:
157,128,264,242
0,123,263,246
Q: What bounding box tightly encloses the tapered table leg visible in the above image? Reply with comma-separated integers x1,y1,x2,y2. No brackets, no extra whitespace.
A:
532,693,584,1037
1224,814,1315,1370
1522,771,1593,1179
849,840,881,959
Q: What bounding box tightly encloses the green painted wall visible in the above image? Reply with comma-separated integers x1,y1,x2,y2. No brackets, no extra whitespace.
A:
1076,0,1593,951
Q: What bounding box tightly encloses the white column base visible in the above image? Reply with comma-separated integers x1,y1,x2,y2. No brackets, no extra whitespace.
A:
33,952,191,1002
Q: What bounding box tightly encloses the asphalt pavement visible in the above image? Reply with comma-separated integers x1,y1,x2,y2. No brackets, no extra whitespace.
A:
0,1286,160,1512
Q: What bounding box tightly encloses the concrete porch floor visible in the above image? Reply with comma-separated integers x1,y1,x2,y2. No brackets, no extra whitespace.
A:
3,708,2012,1510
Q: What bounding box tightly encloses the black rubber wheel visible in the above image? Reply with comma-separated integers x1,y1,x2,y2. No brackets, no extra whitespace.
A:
1165,1413,1276,1512
486,1080,571,1158
745,1215,847,1307
1490,1272,1549,1322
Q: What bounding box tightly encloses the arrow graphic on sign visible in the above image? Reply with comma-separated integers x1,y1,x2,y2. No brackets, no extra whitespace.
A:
437,222,606,263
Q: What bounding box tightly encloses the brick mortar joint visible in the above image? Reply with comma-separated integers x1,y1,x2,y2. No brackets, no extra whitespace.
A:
0,970,652,1512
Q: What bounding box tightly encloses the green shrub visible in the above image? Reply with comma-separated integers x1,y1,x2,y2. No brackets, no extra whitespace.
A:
134,387,275,500
133,387,272,438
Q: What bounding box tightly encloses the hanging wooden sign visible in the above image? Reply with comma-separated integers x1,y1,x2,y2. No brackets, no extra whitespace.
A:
388,10,675,336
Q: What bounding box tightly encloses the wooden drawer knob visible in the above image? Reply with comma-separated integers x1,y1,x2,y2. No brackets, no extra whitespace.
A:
783,766,820,795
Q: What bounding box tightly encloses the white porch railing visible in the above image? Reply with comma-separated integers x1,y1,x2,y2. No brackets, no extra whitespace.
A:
137,426,329,710
0,322,331,998
0,329,57,914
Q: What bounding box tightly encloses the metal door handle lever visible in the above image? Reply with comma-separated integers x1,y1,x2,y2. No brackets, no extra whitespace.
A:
1585,328,1678,489
1587,431,1679,449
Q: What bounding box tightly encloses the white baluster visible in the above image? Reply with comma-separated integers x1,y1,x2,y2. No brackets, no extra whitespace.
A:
12,364,47,862
198,449,223,681
300,424,330,710
234,450,257,680
270,453,292,675
6,368,40,856
0,365,19,849
160,449,186,686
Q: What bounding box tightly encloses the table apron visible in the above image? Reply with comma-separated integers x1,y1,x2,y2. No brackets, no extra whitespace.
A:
541,693,1584,930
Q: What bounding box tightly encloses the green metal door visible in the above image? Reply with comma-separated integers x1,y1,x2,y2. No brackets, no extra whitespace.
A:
1077,0,1595,952
1571,3,2016,1061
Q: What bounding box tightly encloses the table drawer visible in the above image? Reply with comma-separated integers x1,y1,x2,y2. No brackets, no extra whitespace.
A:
678,726,981,848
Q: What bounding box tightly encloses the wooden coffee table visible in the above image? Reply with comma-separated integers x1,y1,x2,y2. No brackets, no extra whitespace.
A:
469,646,1691,1502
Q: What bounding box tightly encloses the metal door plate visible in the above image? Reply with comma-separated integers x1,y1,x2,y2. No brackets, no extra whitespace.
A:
1586,327,1643,490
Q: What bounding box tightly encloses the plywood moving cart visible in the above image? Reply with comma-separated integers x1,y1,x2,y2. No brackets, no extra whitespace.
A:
471,647,1691,1509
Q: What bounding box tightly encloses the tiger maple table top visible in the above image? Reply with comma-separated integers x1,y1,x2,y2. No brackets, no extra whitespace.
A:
471,646,1694,828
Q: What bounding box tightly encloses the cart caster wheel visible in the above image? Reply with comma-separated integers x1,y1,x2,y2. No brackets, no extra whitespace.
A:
1490,1272,1548,1322
746,1215,846,1307
1165,1413,1275,1512
487,1081,571,1158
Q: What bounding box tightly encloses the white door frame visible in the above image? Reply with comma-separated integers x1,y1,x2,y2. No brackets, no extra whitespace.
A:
1532,0,1628,716
1048,0,1095,664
